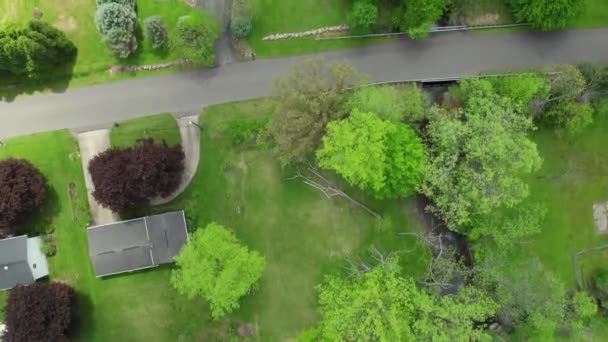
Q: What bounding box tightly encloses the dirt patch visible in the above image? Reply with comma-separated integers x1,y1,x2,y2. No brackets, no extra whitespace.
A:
593,202,608,234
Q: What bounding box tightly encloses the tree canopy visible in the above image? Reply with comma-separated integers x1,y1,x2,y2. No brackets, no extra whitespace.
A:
89,140,184,213
301,259,497,341
4,282,76,342
95,2,138,58
490,73,549,113
347,85,426,123
269,58,366,165
420,79,542,231
0,21,77,77
512,0,585,30
0,159,46,236
401,0,449,39
171,223,266,319
174,11,220,66
317,109,426,198
348,0,378,34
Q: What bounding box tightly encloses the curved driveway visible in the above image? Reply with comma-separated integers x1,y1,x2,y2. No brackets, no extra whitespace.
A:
1,29,608,139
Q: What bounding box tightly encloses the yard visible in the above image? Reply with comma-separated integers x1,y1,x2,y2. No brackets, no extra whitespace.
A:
0,101,429,340
110,113,180,148
526,116,608,287
247,0,394,57
0,0,197,89
138,99,430,340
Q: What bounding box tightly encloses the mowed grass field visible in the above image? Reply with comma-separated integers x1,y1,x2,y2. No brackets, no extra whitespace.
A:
110,113,180,148
526,116,608,288
0,0,196,86
246,0,395,57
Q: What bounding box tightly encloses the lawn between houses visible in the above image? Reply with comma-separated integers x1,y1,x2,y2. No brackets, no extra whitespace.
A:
1,0,197,92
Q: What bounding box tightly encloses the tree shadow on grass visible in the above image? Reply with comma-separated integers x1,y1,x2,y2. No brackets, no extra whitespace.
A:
70,292,94,340
0,53,78,102
29,186,62,236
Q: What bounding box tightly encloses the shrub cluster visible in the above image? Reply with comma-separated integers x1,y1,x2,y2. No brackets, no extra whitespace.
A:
225,116,269,146
144,16,169,50
0,21,77,77
174,12,220,66
89,139,185,213
3,282,77,342
231,0,253,38
95,0,138,58
0,159,46,236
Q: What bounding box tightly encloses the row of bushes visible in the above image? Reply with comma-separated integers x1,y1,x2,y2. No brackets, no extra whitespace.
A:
348,0,587,38
94,0,220,65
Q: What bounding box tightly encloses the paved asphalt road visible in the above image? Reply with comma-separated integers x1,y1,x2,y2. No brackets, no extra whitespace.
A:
1,29,608,139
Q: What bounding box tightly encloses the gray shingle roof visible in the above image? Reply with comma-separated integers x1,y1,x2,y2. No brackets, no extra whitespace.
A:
0,236,35,290
87,211,188,277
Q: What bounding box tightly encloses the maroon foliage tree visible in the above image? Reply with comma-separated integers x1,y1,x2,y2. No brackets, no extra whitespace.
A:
89,139,185,213
0,159,46,236
3,282,77,342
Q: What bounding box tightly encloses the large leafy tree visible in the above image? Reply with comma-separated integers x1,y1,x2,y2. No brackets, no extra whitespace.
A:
348,0,378,34
171,223,266,319
420,79,542,231
0,21,77,77
476,252,567,339
317,109,426,198
347,85,426,123
3,282,76,342
400,0,450,39
89,139,185,213
269,58,366,166
489,73,549,114
511,0,585,30
301,259,497,341
0,159,46,236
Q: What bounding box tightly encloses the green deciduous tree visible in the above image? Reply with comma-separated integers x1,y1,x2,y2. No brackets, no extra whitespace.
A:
420,79,542,231
348,85,426,123
401,0,450,39
476,252,568,340
570,291,598,331
545,100,593,137
547,64,587,101
317,109,426,198
171,223,265,319
174,11,220,66
490,73,549,113
348,0,378,34
269,58,366,165
0,21,77,77
304,259,497,341
471,203,546,251
512,0,585,30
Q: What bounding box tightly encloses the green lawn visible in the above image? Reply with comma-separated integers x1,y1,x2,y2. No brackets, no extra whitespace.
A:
247,0,398,57
1,0,197,91
143,98,430,340
110,113,180,148
574,0,608,28
524,117,608,288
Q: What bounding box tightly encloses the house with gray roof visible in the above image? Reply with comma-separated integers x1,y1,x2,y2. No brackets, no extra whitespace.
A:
87,211,189,277
0,235,49,290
